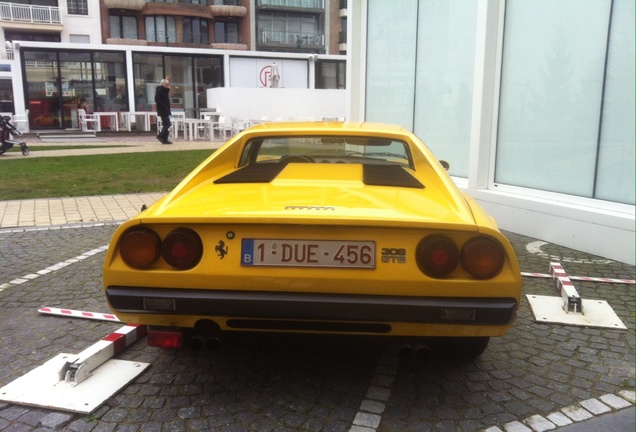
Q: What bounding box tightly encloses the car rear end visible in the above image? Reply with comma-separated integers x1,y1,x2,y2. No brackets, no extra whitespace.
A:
104,210,521,347
103,122,522,354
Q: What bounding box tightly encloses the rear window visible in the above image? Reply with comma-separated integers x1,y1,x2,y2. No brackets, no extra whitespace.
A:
239,136,413,168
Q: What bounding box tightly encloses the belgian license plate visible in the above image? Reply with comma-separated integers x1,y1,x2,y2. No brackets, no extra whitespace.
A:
241,239,375,269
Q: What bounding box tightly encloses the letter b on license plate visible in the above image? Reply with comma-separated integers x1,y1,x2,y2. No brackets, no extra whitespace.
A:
241,239,375,268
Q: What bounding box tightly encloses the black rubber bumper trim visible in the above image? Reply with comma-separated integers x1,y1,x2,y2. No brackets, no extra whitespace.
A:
106,286,517,326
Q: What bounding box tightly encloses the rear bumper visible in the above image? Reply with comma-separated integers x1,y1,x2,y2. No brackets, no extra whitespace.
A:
106,286,517,328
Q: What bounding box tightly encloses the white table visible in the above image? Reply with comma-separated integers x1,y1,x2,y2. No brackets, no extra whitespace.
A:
93,111,119,131
137,111,157,132
156,112,186,138
119,112,150,132
181,118,214,141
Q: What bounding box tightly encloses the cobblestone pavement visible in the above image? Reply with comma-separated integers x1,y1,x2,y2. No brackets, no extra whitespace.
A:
0,221,633,431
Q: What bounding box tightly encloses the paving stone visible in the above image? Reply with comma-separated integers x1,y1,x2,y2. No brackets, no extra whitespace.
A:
348,426,375,432
0,407,30,422
352,412,381,429
502,420,532,431
579,398,611,415
37,412,73,430
545,411,572,427
365,387,391,402
618,390,636,403
560,405,593,422
599,393,632,409
359,400,385,414
523,415,555,431
66,418,97,432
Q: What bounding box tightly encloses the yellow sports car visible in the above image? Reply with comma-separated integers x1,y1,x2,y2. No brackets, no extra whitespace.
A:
103,122,521,357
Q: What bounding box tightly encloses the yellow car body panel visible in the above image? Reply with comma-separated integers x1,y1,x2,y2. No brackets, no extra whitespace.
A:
103,122,522,342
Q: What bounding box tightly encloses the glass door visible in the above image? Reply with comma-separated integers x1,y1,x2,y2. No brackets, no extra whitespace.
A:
23,51,61,129
165,55,193,117
59,51,91,129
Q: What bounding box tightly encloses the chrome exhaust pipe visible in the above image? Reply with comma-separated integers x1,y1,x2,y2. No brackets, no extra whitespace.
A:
413,342,432,361
206,336,221,351
398,342,414,359
188,334,206,350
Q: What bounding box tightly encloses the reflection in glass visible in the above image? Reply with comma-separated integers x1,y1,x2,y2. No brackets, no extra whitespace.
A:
133,53,163,112
24,51,61,129
92,51,128,117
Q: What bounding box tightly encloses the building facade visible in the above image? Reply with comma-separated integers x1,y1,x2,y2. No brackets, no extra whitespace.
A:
0,1,346,53
0,0,345,124
348,0,635,264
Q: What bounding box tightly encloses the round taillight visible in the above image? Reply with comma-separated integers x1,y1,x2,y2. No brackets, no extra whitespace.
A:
161,228,203,270
416,236,459,278
461,236,505,279
119,227,161,268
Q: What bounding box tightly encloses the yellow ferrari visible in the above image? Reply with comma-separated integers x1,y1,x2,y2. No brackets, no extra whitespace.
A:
103,122,521,357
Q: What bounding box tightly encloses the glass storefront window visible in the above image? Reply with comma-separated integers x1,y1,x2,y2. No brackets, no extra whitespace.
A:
59,51,91,129
23,50,128,130
366,1,477,178
92,51,128,114
164,55,193,116
0,79,14,113
132,53,163,111
365,1,417,130
194,56,223,115
413,1,477,178
132,53,223,117
594,0,635,205
315,60,345,89
496,0,634,205
24,51,61,129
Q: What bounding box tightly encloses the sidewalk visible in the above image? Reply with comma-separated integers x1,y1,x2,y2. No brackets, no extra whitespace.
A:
0,192,165,229
0,131,223,228
0,131,223,159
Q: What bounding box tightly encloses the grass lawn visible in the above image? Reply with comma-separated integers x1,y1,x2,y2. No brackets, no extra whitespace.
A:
0,150,214,200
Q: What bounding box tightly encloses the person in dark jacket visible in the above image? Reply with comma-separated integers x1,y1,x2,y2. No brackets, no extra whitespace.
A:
154,78,172,144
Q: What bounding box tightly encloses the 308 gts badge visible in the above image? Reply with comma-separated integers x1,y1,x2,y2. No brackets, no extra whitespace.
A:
381,248,406,263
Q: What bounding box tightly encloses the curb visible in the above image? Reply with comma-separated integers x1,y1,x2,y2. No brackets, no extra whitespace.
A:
482,390,635,432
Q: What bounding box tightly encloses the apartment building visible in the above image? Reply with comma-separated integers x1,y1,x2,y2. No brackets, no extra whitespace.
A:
0,0,346,119
0,1,345,52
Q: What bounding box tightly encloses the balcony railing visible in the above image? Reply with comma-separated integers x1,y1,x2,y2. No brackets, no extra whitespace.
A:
257,0,324,9
259,30,324,46
0,2,61,25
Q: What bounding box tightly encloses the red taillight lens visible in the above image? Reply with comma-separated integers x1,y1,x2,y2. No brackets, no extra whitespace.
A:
161,228,203,270
461,236,505,279
119,227,161,268
147,329,183,349
416,236,459,278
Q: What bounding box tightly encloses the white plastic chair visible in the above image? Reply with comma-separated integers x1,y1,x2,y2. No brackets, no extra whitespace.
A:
212,116,232,140
231,118,250,136
77,109,98,131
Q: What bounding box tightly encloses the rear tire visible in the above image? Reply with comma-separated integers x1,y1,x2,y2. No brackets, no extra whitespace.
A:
428,336,490,358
